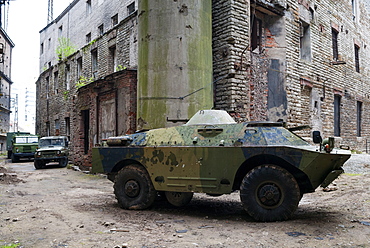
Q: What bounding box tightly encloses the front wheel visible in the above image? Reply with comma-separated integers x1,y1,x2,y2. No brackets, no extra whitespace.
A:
114,164,156,210
240,165,301,222
34,160,46,169
59,157,68,167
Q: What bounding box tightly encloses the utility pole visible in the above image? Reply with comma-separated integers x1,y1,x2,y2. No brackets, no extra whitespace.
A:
10,93,18,132
0,0,15,29
47,0,53,24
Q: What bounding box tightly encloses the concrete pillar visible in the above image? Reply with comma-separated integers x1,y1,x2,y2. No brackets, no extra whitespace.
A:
138,0,213,129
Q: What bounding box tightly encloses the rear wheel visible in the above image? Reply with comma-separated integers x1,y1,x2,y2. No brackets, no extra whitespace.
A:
165,191,193,207
240,165,300,222
114,164,156,210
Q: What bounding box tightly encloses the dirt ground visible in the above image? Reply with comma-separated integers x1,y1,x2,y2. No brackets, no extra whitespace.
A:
0,157,370,248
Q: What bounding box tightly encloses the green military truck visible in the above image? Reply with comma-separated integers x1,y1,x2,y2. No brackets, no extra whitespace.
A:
6,132,30,159
92,110,351,222
7,133,39,163
34,136,69,169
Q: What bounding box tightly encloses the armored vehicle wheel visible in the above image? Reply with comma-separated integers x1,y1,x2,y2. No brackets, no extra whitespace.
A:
34,160,46,169
240,165,300,222
59,158,68,167
114,164,156,210
165,191,193,207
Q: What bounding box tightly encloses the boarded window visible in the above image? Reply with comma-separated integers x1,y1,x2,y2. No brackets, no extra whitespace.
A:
334,95,341,137
332,28,339,61
98,94,117,142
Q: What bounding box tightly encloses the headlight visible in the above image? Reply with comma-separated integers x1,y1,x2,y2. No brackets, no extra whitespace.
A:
57,150,61,155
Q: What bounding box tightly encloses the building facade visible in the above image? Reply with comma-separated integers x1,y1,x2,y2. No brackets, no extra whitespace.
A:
0,27,14,152
36,0,370,168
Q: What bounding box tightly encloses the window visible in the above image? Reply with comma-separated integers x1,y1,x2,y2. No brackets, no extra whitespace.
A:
65,64,70,90
354,44,360,73
251,14,262,52
357,101,362,137
109,46,117,73
55,119,60,136
332,28,339,61
77,57,82,78
111,14,118,26
300,21,311,61
48,38,51,49
81,110,90,154
127,2,135,15
58,25,63,37
352,0,358,21
40,43,44,54
98,24,104,36
91,49,98,79
334,95,341,137
65,117,71,137
86,0,92,15
86,33,91,43
46,76,49,99
54,71,59,94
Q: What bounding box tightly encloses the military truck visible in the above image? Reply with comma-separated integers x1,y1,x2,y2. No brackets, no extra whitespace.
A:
6,132,31,159
9,134,39,163
92,110,351,222
34,136,69,169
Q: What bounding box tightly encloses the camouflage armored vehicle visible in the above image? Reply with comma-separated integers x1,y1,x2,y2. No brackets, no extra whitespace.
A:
34,136,69,169
9,134,39,163
92,110,351,221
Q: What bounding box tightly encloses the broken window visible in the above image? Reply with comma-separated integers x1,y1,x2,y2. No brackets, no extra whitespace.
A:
58,25,63,37
334,94,341,137
332,28,339,61
86,0,92,16
300,21,311,61
91,49,98,79
98,24,104,36
86,33,91,43
65,64,70,90
46,76,49,99
77,57,82,78
111,14,118,27
357,101,362,137
354,44,360,73
54,71,59,94
251,14,262,53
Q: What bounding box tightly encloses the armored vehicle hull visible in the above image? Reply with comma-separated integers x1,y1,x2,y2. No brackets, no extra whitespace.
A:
92,110,350,221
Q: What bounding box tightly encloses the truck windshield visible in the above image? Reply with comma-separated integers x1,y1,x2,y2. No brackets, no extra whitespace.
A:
39,139,65,147
15,137,39,143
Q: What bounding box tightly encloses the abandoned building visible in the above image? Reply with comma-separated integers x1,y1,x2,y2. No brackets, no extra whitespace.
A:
36,0,370,168
0,27,14,152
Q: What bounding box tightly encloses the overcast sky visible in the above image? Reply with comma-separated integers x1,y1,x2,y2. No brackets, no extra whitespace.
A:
5,0,71,132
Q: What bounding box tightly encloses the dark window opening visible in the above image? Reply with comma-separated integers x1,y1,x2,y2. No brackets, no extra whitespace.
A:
91,49,98,79
98,24,104,36
251,14,262,52
54,71,59,94
109,46,117,73
65,117,71,138
86,0,92,15
111,14,118,26
334,95,341,137
86,33,91,43
128,2,135,15
332,28,339,61
300,21,311,61
357,101,362,137
82,110,90,154
354,44,360,73
77,57,82,78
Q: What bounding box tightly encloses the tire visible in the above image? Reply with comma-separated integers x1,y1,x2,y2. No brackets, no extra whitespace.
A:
11,154,19,163
165,191,193,207
34,160,46,169
114,164,156,210
240,165,301,222
59,157,68,167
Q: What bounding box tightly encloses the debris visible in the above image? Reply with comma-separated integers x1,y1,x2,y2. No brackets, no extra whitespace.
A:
110,228,130,233
351,219,370,226
286,232,306,237
323,186,338,192
198,225,214,229
175,229,187,233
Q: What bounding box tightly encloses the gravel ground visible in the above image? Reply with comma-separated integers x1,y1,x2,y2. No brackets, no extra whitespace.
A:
343,153,370,174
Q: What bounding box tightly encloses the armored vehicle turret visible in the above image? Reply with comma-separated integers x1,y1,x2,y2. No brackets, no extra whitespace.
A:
92,110,351,221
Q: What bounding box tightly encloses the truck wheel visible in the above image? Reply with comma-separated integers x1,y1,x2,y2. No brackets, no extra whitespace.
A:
59,158,68,167
165,191,193,207
11,154,19,163
240,165,300,222
34,160,46,169
114,164,156,210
